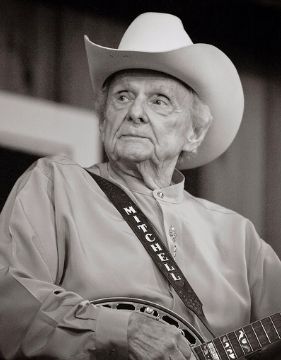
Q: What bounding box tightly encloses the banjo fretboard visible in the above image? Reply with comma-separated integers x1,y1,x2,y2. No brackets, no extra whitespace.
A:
193,312,281,359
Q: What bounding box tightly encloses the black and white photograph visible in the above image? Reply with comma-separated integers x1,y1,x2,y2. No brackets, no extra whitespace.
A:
0,0,281,359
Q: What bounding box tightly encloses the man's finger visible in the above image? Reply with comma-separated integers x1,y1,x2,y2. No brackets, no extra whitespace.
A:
169,344,195,360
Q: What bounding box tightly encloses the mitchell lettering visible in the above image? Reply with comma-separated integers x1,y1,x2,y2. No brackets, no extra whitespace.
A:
133,215,141,223
123,206,136,215
171,273,182,281
158,253,169,262
137,223,148,233
164,263,175,272
123,203,181,280
151,243,162,252
145,233,155,242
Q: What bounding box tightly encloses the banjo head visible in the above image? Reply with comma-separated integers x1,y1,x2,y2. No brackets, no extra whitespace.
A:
91,297,205,348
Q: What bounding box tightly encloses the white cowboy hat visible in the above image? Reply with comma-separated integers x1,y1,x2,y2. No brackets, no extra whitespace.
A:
84,12,244,169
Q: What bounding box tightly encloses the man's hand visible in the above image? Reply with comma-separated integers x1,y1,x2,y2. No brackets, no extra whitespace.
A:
128,312,196,360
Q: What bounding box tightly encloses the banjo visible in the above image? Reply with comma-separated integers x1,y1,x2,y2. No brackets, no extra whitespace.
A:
92,297,281,360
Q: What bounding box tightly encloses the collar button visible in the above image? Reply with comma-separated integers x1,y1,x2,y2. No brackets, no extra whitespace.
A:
157,191,164,199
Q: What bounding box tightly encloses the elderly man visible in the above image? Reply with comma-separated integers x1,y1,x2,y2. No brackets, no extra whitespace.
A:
1,12,281,360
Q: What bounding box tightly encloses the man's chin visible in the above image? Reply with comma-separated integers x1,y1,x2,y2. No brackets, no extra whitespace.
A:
114,149,153,164
119,154,151,163
115,144,153,163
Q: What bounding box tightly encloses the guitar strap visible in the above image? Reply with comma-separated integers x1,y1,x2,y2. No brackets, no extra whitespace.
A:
86,170,215,336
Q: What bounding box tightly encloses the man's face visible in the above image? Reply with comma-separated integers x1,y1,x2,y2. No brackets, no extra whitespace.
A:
100,71,195,166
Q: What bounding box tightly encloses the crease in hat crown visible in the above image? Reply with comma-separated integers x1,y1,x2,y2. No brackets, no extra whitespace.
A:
118,12,193,52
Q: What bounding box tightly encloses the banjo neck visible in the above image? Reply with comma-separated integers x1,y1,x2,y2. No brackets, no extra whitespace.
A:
193,312,281,359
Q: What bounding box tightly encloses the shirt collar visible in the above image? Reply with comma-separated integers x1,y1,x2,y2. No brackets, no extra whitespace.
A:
92,162,185,204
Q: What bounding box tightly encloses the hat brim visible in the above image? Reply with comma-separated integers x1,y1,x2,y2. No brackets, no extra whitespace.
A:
84,36,244,169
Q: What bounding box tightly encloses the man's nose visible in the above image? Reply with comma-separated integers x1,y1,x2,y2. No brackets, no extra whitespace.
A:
127,98,148,124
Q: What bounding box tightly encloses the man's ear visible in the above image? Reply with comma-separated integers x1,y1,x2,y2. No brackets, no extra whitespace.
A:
182,125,209,153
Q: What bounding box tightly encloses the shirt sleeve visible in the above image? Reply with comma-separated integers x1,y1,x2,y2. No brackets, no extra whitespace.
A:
246,221,281,321
0,160,130,360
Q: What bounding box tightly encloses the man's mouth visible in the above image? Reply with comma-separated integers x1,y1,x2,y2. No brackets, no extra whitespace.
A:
120,134,148,139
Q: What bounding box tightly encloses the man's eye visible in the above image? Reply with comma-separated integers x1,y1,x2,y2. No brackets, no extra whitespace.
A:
154,99,165,105
117,94,130,102
151,96,169,107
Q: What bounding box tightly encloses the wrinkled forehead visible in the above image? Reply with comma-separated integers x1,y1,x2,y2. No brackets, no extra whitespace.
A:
104,69,193,94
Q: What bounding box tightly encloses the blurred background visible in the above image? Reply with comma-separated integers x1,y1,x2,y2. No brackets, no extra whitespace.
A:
0,0,281,254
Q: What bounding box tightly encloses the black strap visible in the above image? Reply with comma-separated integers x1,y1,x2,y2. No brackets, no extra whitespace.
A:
87,170,214,335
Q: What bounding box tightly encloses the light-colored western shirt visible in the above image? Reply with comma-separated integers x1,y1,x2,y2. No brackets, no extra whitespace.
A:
1,155,281,359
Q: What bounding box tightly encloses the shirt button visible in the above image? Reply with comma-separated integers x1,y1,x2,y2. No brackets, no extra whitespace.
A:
157,191,164,198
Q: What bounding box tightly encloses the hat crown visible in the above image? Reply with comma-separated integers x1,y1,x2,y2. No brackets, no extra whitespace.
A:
118,12,193,52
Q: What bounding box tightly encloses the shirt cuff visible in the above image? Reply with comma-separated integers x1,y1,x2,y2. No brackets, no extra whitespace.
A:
95,307,131,360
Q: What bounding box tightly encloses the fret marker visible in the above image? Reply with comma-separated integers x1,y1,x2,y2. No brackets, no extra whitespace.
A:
235,329,252,354
220,335,237,359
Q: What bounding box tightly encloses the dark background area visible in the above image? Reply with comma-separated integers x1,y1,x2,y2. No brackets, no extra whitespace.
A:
42,0,281,59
